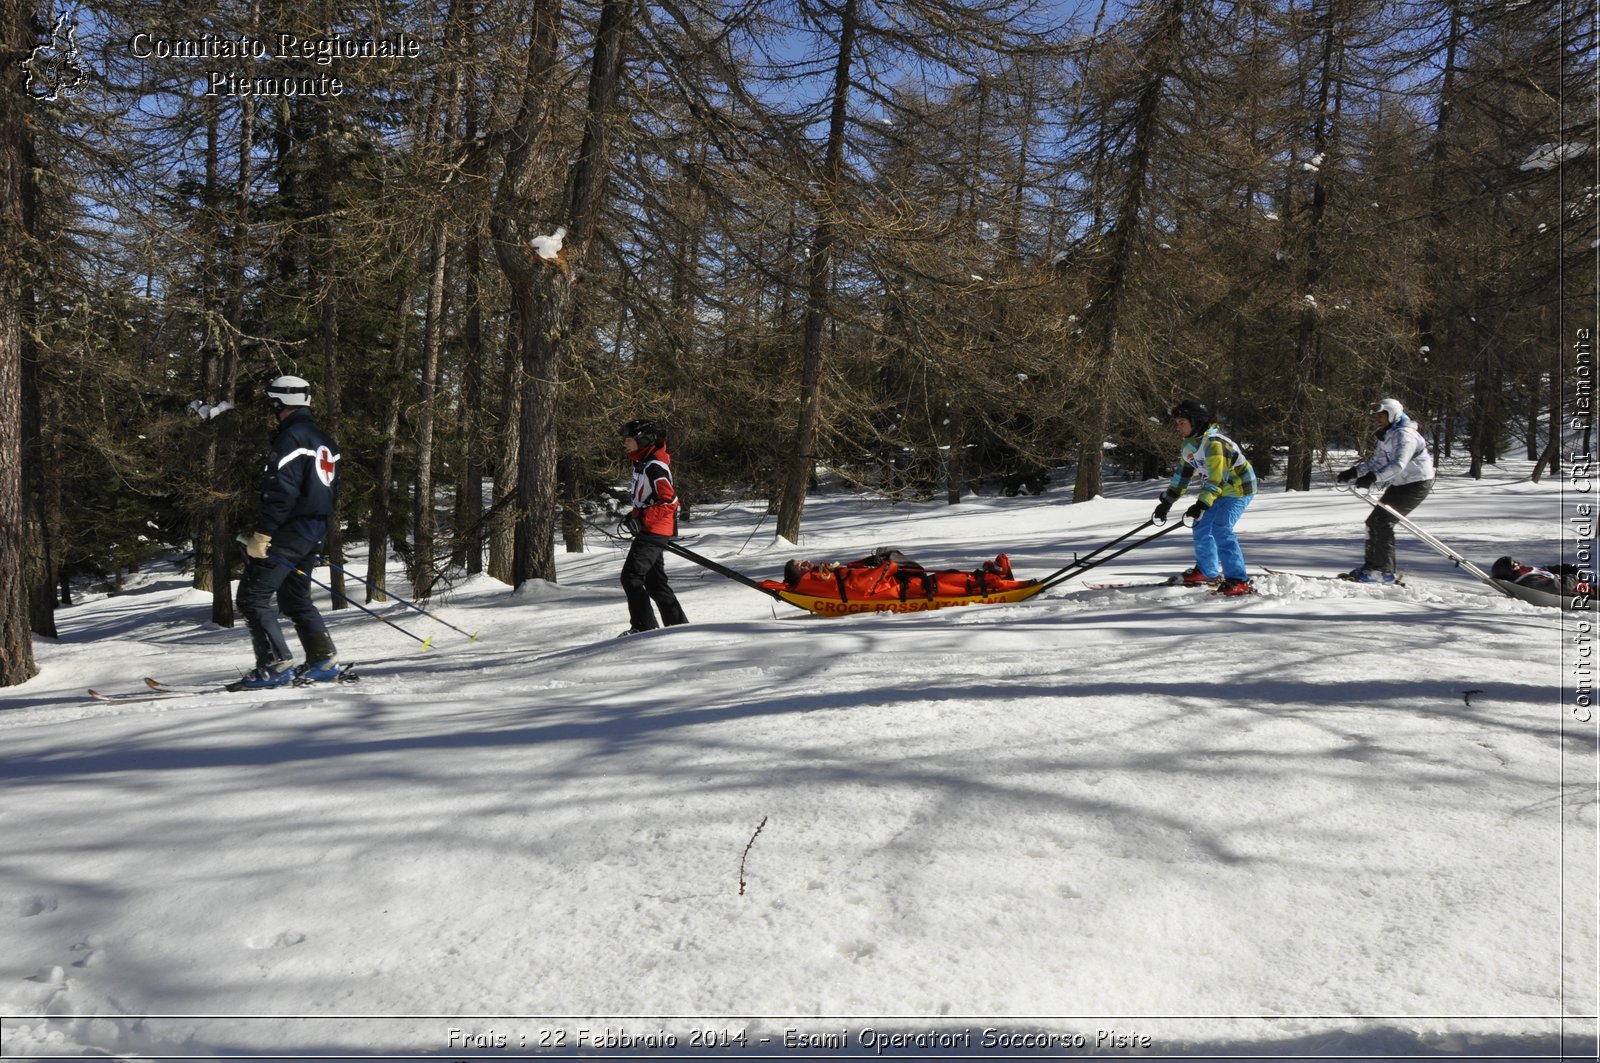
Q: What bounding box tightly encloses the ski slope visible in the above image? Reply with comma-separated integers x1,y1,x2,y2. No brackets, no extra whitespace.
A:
1,461,1594,1060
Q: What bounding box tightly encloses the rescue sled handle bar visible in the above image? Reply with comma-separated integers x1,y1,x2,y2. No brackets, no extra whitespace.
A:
1038,519,1186,592
1036,518,1158,586
1342,485,1513,598
658,537,783,599
569,507,781,600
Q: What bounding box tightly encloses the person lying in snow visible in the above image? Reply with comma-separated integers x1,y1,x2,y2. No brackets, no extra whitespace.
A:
777,547,1018,600
1490,557,1592,598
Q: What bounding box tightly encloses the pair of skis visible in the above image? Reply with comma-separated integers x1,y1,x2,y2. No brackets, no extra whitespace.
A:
1087,565,1413,591
1083,579,1214,591
1080,577,1252,595
88,666,358,704
1261,567,1406,585
1087,570,1409,592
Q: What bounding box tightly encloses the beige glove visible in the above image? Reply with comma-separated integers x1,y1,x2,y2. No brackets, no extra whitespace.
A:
245,531,272,559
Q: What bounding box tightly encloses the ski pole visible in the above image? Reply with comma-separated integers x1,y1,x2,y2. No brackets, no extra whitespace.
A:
320,559,480,642
1341,484,1513,598
252,548,435,649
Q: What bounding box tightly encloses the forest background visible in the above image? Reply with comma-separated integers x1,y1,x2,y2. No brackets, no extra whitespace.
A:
0,0,1593,685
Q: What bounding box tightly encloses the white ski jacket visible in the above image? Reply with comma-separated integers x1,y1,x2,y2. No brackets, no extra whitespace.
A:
1358,413,1434,487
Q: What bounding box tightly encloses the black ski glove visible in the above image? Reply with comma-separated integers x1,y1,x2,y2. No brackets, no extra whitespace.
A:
1355,472,1377,489
1152,496,1174,522
1184,498,1210,523
617,513,643,537
1336,466,1359,483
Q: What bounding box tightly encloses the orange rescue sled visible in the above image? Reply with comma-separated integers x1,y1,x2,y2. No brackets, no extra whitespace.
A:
759,551,1043,617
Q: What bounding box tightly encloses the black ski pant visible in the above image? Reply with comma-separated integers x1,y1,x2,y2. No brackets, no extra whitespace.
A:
236,535,336,668
621,534,688,631
1365,479,1433,573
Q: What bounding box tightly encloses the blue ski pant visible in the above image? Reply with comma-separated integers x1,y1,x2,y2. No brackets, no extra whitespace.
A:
1190,494,1252,581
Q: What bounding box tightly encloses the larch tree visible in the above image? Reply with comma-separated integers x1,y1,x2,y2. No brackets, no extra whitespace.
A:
0,0,39,684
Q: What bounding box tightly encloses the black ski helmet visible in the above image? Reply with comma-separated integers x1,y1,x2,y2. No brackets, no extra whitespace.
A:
621,419,661,448
1491,556,1522,581
1168,399,1212,430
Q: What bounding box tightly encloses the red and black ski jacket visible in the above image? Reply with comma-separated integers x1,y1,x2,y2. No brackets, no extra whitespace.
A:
629,442,678,537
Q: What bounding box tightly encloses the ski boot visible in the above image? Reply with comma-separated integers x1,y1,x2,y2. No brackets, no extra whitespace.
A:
229,660,296,691
294,658,347,684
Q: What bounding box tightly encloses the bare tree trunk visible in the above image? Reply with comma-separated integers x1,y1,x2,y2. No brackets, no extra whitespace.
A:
14,16,51,639
776,0,858,542
457,48,486,577
1526,373,1540,461
367,290,413,603
493,0,633,587
944,412,963,506
459,231,486,573
317,118,346,609
411,0,473,598
1414,0,1462,424
1286,0,1346,492
413,229,448,600
510,276,569,585
20,257,51,637
0,0,38,683
209,95,255,627
488,327,520,584
1078,0,1187,502
488,0,561,584
1548,342,1563,475
559,454,584,552
194,101,221,595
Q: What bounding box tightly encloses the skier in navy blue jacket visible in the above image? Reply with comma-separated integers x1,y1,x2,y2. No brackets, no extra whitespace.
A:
234,375,343,688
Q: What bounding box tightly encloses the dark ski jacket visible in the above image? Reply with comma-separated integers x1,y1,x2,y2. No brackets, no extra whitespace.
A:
255,407,341,546
1502,561,1591,598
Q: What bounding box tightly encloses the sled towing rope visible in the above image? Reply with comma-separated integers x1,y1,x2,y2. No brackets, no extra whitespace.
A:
1342,484,1515,599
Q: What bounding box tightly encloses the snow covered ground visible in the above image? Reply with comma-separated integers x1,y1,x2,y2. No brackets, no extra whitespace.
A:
2,460,1595,1061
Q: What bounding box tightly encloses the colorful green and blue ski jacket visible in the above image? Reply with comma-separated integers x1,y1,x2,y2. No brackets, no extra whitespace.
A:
1162,425,1257,507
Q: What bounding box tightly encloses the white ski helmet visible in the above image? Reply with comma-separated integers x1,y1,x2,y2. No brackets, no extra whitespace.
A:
266,375,313,409
1369,397,1403,422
